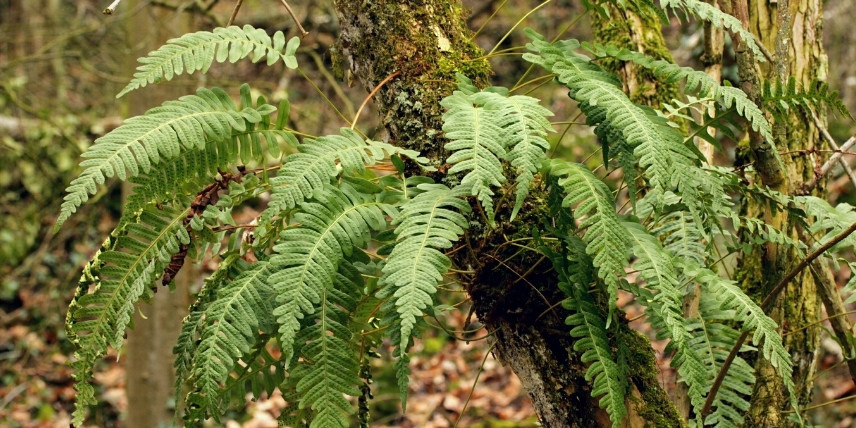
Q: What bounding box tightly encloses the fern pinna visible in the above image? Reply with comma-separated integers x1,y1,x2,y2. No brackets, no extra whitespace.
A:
59,18,851,428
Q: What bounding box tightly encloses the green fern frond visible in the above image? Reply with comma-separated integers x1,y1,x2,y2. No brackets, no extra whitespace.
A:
57,87,272,229
763,77,854,121
658,0,766,62
117,25,299,98
693,292,756,427
441,90,507,223
623,223,711,416
683,262,796,410
66,205,190,425
378,183,471,405
563,284,627,427
582,41,774,143
268,128,425,214
485,89,555,220
270,184,391,363
548,160,628,315
650,211,708,266
291,260,364,428
191,260,275,413
526,35,694,205
798,197,856,250
173,253,242,412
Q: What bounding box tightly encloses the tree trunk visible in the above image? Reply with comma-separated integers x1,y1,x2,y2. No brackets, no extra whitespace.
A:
737,0,826,425
123,3,194,427
333,1,682,426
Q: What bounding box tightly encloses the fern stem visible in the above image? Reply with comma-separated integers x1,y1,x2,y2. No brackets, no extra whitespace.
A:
789,393,856,413
487,0,553,57
297,68,355,129
511,8,589,91
452,342,496,428
509,73,555,93
469,0,508,40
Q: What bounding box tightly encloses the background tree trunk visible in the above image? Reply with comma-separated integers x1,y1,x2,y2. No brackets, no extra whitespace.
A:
123,3,194,426
333,1,682,426
738,0,826,425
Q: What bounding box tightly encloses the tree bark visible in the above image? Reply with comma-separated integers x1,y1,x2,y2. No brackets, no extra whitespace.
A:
737,0,827,425
333,1,683,426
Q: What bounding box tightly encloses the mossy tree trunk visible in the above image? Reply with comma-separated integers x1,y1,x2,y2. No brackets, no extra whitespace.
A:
737,0,826,425
333,1,682,426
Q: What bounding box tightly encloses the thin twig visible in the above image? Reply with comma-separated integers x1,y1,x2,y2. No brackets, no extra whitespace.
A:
278,0,308,37
103,0,122,14
701,219,856,417
351,71,401,130
812,110,856,189
800,136,856,194
227,0,243,26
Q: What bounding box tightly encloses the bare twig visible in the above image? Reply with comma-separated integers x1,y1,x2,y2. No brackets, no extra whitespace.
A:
800,136,856,194
278,0,308,37
701,219,856,417
227,0,243,26
812,110,856,189
351,71,400,130
103,0,122,15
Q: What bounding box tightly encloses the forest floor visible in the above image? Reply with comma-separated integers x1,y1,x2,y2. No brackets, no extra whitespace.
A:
2,281,856,427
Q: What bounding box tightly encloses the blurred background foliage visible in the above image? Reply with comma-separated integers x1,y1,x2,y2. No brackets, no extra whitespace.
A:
1,0,855,426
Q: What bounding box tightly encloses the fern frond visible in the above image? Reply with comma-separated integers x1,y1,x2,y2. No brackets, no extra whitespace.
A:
117,25,299,98
623,223,710,418
763,77,854,121
563,284,627,427
191,260,276,413
526,35,694,205
270,184,391,363
650,211,708,266
57,87,271,229
379,183,471,405
485,89,555,220
683,262,796,407
548,160,628,314
582,41,774,143
657,0,766,62
173,253,242,410
292,260,364,428
66,205,190,425
441,91,507,223
268,128,425,214
693,292,756,427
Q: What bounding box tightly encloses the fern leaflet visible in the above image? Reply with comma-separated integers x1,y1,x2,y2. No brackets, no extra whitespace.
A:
66,205,190,425
291,261,364,428
441,89,507,223
57,87,273,229
564,284,627,427
191,260,276,414
658,0,766,62
379,183,471,405
269,184,391,363
117,25,299,98
548,160,628,316
267,128,425,214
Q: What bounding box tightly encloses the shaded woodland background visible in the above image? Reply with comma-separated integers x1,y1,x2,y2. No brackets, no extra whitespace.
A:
2,0,856,426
